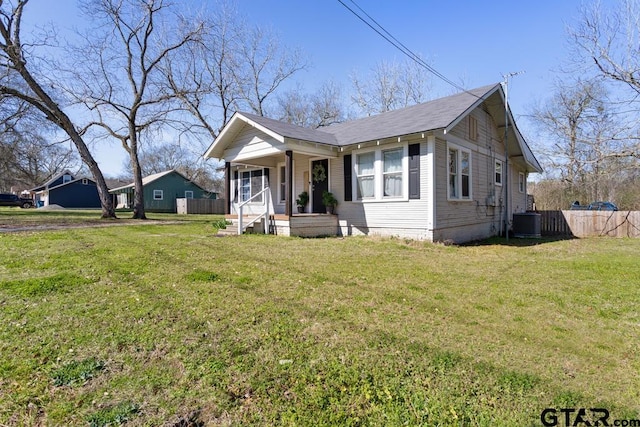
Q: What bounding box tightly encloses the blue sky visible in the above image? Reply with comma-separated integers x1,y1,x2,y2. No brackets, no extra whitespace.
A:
25,0,589,176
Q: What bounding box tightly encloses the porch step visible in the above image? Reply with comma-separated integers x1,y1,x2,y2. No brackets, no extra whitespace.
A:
215,228,237,236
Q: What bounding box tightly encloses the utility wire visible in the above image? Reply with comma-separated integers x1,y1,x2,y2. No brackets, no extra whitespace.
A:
337,0,481,98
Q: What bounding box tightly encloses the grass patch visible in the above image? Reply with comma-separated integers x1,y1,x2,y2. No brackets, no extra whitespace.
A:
0,216,639,424
52,358,105,387
0,273,95,297
86,401,140,427
185,269,220,282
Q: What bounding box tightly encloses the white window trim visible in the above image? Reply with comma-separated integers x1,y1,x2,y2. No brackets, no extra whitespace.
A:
352,142,409,203
185,190,194,199
495,160,503,187
276,162,295,205
238,168,266,204
153,189,163,200
447,142,473,202
519,172,526,193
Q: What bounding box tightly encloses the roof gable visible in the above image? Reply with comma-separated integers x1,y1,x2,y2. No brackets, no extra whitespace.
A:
109,170,205,193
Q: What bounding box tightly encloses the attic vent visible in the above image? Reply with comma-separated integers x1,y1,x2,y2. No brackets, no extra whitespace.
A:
469,116,478,141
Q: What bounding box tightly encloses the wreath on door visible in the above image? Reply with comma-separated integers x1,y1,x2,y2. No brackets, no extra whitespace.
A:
312,164,326,183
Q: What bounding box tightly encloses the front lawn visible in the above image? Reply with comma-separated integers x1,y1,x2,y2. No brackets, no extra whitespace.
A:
0,220,638,425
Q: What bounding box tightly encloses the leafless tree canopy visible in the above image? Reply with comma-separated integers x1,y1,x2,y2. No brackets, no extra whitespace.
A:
351,58,433,116
73,0,204,219
276,80,348,129
0,0,116,217
531,0,640,210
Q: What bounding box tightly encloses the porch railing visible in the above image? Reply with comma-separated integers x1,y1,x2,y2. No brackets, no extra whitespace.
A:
236,187,271,235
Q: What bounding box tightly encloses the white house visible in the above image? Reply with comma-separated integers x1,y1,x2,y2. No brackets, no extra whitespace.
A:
204,84,542,243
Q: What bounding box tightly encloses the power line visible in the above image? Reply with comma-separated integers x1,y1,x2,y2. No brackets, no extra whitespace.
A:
337,0,471,95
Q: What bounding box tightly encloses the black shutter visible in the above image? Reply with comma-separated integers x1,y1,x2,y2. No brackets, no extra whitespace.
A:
408,143,420,199
343,154,352,201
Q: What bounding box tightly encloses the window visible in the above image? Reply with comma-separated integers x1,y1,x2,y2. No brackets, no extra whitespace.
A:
278,165,286,203
519,172,525,193
240,170,264,202
185,191,194,199
495,160,503,186
383,148,403,197
153,190,163,200
82,178,88,185
356,151,375,199
448,144,472,200
63,174,72,183
469,116,478,141
448,148,458,198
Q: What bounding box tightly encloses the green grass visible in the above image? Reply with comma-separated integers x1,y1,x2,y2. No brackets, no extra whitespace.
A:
0,211,639,425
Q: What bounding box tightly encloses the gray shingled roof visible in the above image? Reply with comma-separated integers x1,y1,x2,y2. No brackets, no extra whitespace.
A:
238,112,338,145
236,84,498,147
326,84,498,145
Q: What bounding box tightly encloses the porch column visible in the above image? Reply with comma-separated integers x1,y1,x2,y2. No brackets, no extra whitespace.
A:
224,161,231,215
285,150,293,217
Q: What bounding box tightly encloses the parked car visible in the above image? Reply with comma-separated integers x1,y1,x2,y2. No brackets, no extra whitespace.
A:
0,193,34,208
588,201,618,211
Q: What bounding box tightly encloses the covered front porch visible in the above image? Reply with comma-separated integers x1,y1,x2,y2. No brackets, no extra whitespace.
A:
225,213,339,237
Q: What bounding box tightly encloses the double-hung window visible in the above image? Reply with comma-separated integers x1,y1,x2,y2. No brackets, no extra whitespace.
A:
448,143,472,200
495,160,503,186
153,189,163,200
278,165,286,203
356,152,375,199
353,144,411,201
239,170,264,203
383,148,403,197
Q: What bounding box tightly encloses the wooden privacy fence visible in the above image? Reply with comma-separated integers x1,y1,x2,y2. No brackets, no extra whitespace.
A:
176,198,226,214
538,210,640,238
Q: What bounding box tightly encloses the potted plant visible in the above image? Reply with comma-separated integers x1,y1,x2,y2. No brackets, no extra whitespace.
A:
296,191,309,213
322,191,338,214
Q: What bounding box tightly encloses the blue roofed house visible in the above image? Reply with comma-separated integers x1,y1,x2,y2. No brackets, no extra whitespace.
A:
204,84,543,243
31,170,102,208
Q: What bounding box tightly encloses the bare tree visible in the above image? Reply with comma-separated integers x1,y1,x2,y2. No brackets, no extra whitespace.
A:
530,78,625,203
277,80,347,128
0,0,116,217
351,58,433,116
73,0,203,219
570,0,640,158
165,2,307,149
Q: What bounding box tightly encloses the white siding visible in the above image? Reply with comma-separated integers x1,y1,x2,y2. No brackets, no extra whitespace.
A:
224,125,284,161
335,135,433,239
434,108,529,242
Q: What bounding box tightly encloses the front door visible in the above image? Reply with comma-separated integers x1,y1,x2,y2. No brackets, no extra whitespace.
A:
311,159,329,213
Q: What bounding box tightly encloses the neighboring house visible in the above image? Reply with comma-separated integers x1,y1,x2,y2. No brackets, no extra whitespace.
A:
204,84,543,243
109,170,213,213
31,170,102,208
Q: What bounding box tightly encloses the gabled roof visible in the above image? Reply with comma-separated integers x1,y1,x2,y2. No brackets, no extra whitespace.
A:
30,170,74,192
46,177,96,192
326,84,499,145
204,84,542,173
108,169,204,193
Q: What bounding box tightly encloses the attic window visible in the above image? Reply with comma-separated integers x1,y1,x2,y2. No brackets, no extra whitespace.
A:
82,178,88,185
469,116,478,141
63,174,72,183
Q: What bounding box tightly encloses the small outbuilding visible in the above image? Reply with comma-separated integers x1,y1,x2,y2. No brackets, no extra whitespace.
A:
109,169,213,213
31,170,101,208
